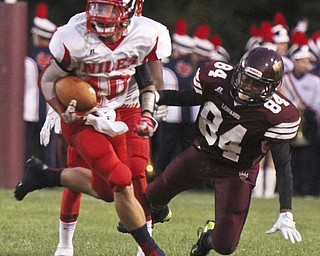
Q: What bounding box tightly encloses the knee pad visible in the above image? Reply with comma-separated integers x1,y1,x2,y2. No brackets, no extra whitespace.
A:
91,173,114,202
109,161,132,192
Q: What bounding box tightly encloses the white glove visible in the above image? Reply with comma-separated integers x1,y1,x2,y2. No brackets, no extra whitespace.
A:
40,107,62,146
266,212,302,243
61,100,81,124
85,109,128,137
154,105,168,121
61,100,96,124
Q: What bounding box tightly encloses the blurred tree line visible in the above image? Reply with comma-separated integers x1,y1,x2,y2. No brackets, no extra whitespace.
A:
25,0,320,63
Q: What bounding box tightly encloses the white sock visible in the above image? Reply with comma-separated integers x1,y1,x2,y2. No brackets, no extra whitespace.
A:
252,169,264,198
136,220,153,256
264,167,277,198
57,220,77,249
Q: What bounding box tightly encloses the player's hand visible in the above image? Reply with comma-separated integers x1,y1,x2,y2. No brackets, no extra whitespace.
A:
155,105,168,121
40,107,61,146
85,114,128,137
61,100,96,124
266,211,302,243
61,100,81,124
134,114,158,138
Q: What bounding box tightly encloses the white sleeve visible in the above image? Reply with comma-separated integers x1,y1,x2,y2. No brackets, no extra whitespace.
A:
40,60,69,101
23,57,39,122
155,22,172,59
142,17,172,59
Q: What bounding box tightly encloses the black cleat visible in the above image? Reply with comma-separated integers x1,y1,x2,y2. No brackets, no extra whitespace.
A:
151,205,172,225
190,220,215,256
117,221,129,233
14,157,48,201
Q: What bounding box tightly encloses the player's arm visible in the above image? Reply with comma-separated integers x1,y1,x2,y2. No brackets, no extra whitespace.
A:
40,59,82,124
147,60,164,90
266,141,302,243
269,141,292,211
40,59,69,115
134,62,156,115
156,89,202,106
133,62,158,138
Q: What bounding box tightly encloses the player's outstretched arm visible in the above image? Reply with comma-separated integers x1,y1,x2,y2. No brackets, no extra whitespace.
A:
267,141,302,243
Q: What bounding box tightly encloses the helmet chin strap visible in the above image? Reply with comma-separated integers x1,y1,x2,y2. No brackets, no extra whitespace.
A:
91,21,128,38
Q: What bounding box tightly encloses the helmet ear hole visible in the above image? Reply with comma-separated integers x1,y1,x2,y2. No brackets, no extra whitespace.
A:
231,47,284,106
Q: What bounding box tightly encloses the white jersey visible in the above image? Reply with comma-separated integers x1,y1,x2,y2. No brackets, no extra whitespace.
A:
49,13,171,110
282,72,320,119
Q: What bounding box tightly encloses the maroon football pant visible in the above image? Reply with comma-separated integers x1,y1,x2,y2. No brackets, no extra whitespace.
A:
146,145,259,255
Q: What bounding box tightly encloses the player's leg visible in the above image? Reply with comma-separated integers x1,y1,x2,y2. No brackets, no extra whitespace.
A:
147,145,204,222
120,107,151,219
55,189,81,256
55,146,87,256
119,107,153,255
190,166,258,256
71,127,165,255
212,177,252,255
56,116,129,256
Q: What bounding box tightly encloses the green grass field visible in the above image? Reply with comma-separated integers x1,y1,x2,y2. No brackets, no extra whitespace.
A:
1,188,319,256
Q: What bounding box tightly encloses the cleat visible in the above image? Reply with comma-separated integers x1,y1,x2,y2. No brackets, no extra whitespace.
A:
151,205,172,225
190,220,215,256
117,221,129,234
14,156,48,201
54,246,73,256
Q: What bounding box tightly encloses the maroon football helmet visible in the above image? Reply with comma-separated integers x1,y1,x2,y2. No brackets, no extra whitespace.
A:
86,0,139,36
231,47,284,105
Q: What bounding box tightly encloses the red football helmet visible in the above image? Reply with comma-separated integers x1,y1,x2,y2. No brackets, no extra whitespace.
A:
86,0,138,36
135,0,144,16
231,47,284,106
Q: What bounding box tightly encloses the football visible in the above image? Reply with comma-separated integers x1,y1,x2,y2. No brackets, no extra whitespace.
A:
55,76,97,112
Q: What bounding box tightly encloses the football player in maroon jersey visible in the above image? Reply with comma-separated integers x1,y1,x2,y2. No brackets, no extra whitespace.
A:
146,47,302,256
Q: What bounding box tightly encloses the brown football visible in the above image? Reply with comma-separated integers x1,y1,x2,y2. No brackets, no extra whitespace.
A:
55,76,97,111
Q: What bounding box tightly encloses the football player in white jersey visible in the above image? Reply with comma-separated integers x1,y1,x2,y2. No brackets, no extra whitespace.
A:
15,1,171,255
146,47,302,255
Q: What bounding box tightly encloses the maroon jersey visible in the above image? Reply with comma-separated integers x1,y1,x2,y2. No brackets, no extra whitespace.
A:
193,60,300,169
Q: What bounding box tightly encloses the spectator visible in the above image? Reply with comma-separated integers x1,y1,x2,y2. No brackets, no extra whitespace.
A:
24,3,58,167
192,24,213,67
272,12,293,73
154,18,199,175
281,31,320,196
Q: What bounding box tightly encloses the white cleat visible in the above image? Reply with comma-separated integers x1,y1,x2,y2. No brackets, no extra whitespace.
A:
54,246,73,256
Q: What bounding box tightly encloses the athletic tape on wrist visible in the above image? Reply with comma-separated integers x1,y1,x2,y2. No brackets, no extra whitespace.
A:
140,90,156,115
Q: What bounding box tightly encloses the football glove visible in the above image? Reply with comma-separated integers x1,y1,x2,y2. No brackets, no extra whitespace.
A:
40,107,61,146
266,211,302,243
154,104,168,121
134,114,158,138
85,109,128,137
61,100,96,124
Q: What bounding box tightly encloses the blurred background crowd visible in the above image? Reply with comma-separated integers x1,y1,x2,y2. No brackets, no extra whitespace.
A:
17,0,320,198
